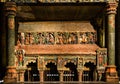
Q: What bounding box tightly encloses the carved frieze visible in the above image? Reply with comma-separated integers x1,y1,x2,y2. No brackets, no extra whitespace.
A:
17,32,96,45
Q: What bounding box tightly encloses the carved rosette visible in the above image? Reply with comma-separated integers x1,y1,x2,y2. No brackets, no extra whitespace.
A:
106,2,118,15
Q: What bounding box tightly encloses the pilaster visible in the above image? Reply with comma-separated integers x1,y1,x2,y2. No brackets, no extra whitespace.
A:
39,70,44,82
78,70,83,82
59,70,64,82
17,68,25,82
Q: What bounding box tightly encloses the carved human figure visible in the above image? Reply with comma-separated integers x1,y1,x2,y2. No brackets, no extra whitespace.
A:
18,52,23,66
16,50,25,66
29,33,34,44
99,52,103,67
58,57,64,68
70,33,77,44
39,57,44,69
49,33,55,44
89,32,94,44
79,35,83,44
17,39,21,46
82,33,88,44
44,32,50,44
57,33,64,44
38,33,44,44
25,34,29,45
21,33,25,45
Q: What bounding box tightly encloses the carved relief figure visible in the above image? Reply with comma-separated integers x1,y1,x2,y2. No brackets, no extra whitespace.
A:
15,50,25,66
44,32,50,44
17,32,97,45
25,33,30,45
17,34,21,46
58,57,64,68
39,57,44,69
97,50,107,67
49,33,55,44
68,33,77,44
79,32,96,44
99,52,103,67
57,32,64,44
82,33,88,44
78,58,83,68
21,33,25,45
29,33,34,44
38,33,44,44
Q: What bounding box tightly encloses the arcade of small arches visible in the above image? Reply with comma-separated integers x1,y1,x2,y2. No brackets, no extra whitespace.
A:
15,49,107,82
3,0,119,83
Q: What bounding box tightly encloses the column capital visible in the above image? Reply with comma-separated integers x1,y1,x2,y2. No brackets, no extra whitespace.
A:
4,2,17,16
106,2,118,14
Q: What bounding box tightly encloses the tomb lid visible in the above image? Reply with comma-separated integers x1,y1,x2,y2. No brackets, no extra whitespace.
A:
18,21,96,32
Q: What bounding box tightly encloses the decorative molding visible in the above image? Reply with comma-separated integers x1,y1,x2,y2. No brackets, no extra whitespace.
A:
106,2,118,14
4,2,17,16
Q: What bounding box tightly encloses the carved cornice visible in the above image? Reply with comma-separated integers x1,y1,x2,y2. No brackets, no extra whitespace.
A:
4,2,17,16
106,2,118,14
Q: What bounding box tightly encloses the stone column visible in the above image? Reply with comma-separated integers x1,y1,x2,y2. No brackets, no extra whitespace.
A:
105,2,119,82
4,2,17,83
39,70,44,82
59,70,64,82
78,70,83,82
18,69,25,82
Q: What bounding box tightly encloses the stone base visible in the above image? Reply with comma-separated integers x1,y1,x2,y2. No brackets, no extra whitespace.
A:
105,65,119,83
4,66,17,83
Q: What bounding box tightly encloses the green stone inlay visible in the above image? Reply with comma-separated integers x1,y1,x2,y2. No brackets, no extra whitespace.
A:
108,14,115,65
8,15,15,66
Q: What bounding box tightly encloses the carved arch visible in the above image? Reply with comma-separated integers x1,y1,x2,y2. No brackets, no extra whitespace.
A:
24,57,37,67
45,59,57,66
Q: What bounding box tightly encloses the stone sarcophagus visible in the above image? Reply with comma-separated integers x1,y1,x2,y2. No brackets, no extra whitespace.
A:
15,21,107,82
